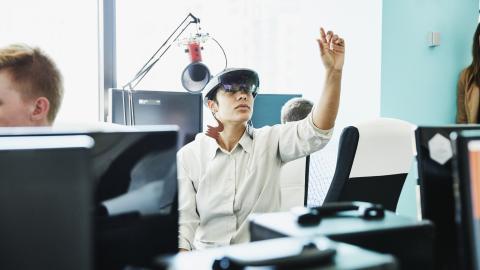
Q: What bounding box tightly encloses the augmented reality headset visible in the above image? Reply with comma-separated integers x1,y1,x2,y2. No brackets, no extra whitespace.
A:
203,68,259,106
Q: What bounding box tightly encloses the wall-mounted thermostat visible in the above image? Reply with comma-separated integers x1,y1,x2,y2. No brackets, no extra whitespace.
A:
428,32,440,47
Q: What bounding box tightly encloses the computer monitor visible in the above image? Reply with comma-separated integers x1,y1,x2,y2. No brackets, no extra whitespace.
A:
415,125,480,269
251,93,301,128
109,89,202,145
0,135,94,270
451,130,480,270
0,126,179,268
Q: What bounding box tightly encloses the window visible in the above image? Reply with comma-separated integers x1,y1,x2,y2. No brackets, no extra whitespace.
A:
0,0,99,123
116,0,382,129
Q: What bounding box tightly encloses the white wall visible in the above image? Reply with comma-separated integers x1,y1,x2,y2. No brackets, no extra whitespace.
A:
0,0,382,128
0,0,98,124
116,0,383,130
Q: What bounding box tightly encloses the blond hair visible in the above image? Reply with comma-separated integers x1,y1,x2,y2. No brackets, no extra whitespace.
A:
0,44,63,123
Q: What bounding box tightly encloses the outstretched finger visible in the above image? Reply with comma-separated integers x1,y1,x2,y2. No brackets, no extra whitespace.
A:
320,27,328,44
317,38,325,55
331,34,339,44
330,34,339,50
326,31,333,43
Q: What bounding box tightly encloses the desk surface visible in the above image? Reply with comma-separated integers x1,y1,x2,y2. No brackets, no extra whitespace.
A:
249,210,433,270
250,210,430,237
155,236,397,270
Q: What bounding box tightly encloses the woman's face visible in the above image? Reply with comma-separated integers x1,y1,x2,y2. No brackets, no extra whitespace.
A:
209,88,254,125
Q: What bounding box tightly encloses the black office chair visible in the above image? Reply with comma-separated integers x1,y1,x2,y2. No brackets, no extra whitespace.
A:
323,118,415,211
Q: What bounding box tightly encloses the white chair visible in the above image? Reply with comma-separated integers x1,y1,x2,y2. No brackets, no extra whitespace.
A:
323,118,415,211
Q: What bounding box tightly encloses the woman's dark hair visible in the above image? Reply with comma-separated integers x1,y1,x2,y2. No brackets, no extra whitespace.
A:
467,23,480,88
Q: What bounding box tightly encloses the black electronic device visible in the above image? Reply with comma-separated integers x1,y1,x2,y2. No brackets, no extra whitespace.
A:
155,236,397,270
109,88,202,145
249,208,434,270
0,126,179,268
212,241,336,269
0,135,94,270
295,202,385,227
451,130,480,270
414,125,480,269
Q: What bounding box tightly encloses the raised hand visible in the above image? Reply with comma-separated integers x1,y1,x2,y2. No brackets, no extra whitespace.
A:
205,114,224,141
317,27,345,71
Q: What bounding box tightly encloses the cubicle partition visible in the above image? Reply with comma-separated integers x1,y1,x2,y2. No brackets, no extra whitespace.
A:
415,125,480,269
0,135,94,270
0,126,180,269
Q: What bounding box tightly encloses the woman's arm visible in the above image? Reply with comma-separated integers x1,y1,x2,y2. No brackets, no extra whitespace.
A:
312,27,345,130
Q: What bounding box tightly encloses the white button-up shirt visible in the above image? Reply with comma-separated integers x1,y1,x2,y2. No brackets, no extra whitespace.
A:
177,112,333,250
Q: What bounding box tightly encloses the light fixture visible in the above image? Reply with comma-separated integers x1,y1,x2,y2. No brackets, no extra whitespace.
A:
120,13,227,125
122,13,226,93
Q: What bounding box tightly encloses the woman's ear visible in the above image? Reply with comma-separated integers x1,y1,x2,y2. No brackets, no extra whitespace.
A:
30,97,50,123
207,99,218,113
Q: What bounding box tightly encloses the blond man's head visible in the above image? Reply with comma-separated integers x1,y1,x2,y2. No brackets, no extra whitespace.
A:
0,44,63,126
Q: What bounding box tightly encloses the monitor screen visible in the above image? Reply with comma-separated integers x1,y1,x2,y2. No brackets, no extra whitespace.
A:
251,93,301,128
466,140,480,270
451,130,480,270
415,125,480,269
0,125,179,213
109,89,202,145
0,135,94,270
0,126,180,266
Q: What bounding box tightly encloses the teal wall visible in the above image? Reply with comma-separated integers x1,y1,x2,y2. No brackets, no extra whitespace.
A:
381,0,477,125
381,0,478,218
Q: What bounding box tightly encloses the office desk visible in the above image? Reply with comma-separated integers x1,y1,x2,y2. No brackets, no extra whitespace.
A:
250,210,434,270
154,236,397,270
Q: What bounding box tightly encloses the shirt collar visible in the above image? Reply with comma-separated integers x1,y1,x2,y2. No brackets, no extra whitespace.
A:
205,135,220,161
238,129,253,154
205,129,253,161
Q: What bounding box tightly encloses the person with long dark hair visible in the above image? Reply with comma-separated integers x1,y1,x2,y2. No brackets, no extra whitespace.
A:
457,23,480,123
